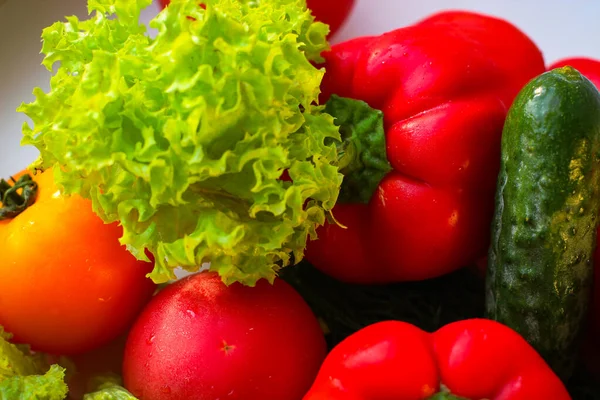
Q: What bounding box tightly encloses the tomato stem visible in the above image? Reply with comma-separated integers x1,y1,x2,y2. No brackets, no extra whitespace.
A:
0,174,38,220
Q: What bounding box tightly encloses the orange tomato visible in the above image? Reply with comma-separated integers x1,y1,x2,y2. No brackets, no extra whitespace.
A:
0,168,156,356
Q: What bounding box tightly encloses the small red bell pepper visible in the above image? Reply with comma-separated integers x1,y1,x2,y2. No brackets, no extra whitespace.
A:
303,319,570,400
306,0,356,38
305,11,545,283
548,57,600,378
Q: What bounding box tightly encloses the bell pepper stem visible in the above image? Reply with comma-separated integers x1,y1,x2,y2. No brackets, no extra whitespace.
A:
325,95,392,204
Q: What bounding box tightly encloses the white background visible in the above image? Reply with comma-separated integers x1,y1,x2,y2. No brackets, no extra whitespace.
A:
1,0,599,177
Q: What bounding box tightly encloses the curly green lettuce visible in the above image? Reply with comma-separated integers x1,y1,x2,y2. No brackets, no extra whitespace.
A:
19,0,342,286
83,374,137,400
0,327,68,400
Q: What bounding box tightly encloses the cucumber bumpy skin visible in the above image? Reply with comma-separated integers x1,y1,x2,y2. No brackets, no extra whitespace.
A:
486,66,600,379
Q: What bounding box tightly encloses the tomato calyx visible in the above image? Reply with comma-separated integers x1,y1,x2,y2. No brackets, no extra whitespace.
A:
0,174,38,220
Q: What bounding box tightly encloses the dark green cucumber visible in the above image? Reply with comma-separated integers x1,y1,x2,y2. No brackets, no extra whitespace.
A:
486,66,600,379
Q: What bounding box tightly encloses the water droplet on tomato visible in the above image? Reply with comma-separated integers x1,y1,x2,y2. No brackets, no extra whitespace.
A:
186,309,196,318
147,335,155,345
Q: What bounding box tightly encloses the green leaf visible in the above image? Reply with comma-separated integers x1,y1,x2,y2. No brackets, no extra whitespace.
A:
0,328,46,379
0,327,69,400
87,0,153,26
83,374,137,400
324,95,392,204
19,0,342,286
0,365,68,400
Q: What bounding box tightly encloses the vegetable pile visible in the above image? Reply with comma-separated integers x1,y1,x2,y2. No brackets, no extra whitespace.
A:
2,0,600,399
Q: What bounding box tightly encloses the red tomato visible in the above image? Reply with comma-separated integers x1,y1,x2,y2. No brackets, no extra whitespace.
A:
157,0,356,38
122,272,327,400
0,169,157,356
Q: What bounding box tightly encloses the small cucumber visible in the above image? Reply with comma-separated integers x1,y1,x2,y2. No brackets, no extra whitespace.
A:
486,66,600,378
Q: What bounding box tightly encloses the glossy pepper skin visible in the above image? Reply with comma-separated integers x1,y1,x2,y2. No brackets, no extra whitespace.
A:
303,319,570,400
305,11,546,283
548,57,600,378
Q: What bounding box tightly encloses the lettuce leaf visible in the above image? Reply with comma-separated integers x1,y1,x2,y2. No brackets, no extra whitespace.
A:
0,366,68,400
83,374,137,400
19,0,342,286
0,327,68,400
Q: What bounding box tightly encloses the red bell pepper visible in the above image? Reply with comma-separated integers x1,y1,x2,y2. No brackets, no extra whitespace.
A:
305,11,545,283
303,319,570,400
548,57,600,378
306,0,356,38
